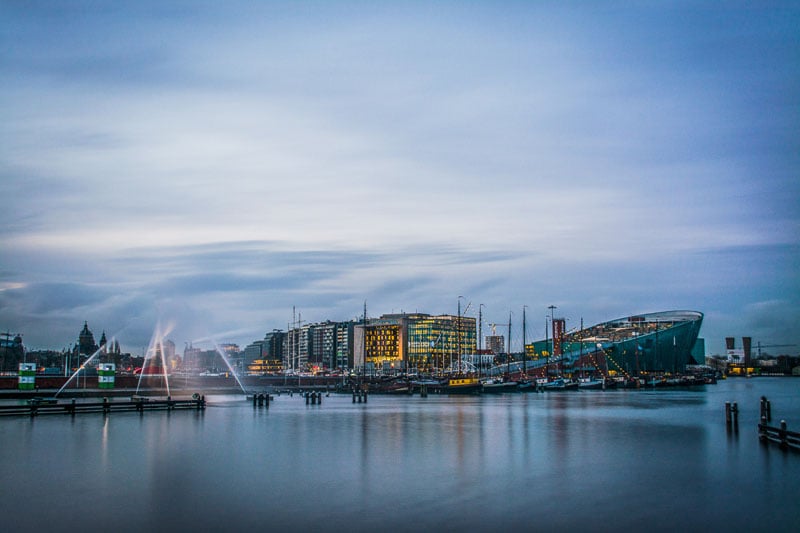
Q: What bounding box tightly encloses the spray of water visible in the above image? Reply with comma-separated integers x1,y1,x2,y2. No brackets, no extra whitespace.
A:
212,341,248,396
136,321,175,396
54,344,107,398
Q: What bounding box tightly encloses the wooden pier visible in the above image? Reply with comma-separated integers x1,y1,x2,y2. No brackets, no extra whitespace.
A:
757,396,799,451
0,395,206,417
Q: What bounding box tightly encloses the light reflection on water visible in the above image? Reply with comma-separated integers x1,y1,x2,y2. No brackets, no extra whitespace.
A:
1,379,798,532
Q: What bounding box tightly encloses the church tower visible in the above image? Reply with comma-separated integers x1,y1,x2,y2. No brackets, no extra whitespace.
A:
78,321,99,356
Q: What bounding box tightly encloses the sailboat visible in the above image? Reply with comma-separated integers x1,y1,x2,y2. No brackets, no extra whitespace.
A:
517,305,539,392
576,318,605,390
441,297,481,394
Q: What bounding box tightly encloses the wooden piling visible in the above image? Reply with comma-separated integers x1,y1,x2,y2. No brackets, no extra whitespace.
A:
757,397,799,451
780,420,788,449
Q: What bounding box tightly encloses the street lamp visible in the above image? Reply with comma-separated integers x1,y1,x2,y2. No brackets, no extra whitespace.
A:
548,305,557,371
457,296,466,374
478,303,484,376
522,305,528,378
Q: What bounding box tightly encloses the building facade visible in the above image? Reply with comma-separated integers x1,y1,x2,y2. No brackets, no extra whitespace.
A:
485,335,505,355
353,313,477,373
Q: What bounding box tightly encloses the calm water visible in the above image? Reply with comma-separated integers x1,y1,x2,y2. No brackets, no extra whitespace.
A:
1,379,798,532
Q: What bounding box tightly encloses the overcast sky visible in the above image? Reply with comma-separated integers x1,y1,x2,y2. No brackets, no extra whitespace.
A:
1,1,798,357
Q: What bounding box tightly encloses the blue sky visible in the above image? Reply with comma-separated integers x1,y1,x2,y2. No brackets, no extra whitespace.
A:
1,1,798,357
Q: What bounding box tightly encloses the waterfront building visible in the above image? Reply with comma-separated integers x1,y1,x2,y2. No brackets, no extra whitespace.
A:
0,332,24,372
163,339,177,366
310,321,337,371
524,310,704,375
692,338,705,363
335,321,354,371
263,330,285,362
246,330,286,371
354,313,477,373
183,343,202,373
244,340,266,363
485,335,504,355
283,325,312,372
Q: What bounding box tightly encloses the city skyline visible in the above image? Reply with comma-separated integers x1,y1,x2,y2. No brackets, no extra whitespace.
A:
1,2,798,356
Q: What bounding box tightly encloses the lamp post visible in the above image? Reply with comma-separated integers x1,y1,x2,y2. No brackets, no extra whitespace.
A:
522,305,528,379
457,296,466,374
548,305,557,362
478,303,484,377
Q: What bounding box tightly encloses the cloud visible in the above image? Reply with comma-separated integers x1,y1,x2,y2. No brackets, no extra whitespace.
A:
0,3,798,357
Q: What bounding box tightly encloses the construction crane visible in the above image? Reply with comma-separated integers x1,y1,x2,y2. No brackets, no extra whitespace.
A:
757,342,797,358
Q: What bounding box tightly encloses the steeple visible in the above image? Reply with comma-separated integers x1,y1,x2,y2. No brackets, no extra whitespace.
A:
78,321,98,356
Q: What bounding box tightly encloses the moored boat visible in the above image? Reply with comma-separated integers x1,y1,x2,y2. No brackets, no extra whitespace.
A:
442,376,481,394
577,377,605,390
539,377,580,391
481,377,519,394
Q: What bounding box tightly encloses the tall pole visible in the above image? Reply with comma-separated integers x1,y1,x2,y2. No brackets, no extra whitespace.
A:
363,300,367,382
548,305,557,365
580,317,584,378
292,306,296,373
522,305,527,379
507,311,512,378
478,304,484,378
544,317,549,374
457,296,462,374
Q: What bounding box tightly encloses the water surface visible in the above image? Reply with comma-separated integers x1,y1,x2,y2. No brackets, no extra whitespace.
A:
1,379,798,532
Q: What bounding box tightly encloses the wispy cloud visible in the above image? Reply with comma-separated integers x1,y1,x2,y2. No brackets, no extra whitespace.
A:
0,2,797,354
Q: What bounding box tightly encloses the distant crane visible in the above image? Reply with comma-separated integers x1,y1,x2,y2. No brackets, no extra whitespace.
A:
757,342,797,358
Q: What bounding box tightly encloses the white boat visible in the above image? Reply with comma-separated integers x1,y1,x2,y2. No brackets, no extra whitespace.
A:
541,377,579,391
577,377,605,390
481,377,519,393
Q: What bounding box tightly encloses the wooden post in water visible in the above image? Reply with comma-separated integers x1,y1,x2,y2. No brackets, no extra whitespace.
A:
760,396,772,422
780,420,788,449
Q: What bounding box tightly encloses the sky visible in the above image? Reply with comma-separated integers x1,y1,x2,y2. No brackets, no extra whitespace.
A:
1,1,798,357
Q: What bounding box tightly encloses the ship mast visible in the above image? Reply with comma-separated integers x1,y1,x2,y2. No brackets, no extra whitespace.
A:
506,312,512,378
522,305,527,379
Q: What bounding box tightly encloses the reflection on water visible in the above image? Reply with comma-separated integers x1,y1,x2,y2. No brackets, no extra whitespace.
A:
1,379,798,532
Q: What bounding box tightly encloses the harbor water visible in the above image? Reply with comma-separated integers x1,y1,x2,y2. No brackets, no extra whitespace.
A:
1,378,798,532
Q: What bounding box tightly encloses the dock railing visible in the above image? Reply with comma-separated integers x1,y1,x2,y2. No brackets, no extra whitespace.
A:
757,396,800,451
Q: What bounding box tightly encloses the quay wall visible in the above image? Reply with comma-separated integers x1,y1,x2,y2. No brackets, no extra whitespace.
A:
0,375,344,391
